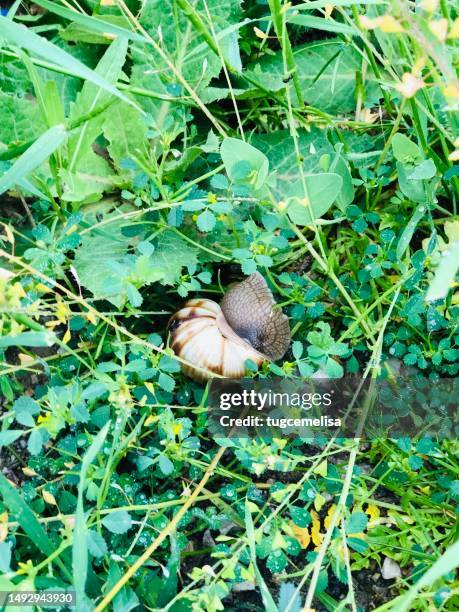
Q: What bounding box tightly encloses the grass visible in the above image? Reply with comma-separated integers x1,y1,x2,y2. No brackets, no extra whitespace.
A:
0,0,458,610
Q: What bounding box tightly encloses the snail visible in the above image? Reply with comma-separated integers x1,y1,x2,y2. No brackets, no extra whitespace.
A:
168,272,290,382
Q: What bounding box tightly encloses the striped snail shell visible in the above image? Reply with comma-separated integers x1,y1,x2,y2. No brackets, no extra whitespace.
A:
168,272,290,382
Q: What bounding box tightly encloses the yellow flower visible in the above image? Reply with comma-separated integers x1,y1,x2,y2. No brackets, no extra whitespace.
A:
429,18,448,42
420,0,439,12
395,73,425,98
17,560,34,575
0,512,8,543
379,15,404,33
359,15,380,30
56,298,70,324
443,83,459,101
360,14,403,33
449,17,459,38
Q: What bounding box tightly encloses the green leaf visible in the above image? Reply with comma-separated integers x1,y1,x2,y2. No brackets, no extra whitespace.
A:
392,134,424,165
292,341,304,360
159,454,175,476
0,542,12,573
150,232,199,286
408,158,436,180
287,173,343,224
426,240,459,302
134,0,241,91
396,203,427,260
67,37,129,172
158,372,175,393
0,331,56,348
245,39,381,113
244,500,279,612
102,510,132,534
33,0,146,43
392,540,459,612
27,429,43,455
0,90,46,146
252,129,349,212
346,511,368,534
103,102,148,171
0,430,23,447
197,209,217,232
397,162,427,203
0,472,56,556
288,15,356,35
87,530,108,558
220,137,269,190
0,125,66,195
73,423,110,607
0,16,135,108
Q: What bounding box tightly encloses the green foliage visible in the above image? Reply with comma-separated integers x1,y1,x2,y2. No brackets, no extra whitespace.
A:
0,0,458,610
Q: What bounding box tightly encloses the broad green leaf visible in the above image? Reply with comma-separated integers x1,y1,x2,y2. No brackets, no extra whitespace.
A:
59,149,118,205
244,39,381,113
221,137,269,190
397,162,427,203
13,396,40,427
0,16,135,108
426,241,459,302
27,428,43,455
0,124,66,195
134,0,241,89
0,91,45,146
408,158,436,180
67,37,129,171
102,102,148,171
87,530,108,558
392,133,424,165
73,217,198,306
252,129,349,211
287,173,343,224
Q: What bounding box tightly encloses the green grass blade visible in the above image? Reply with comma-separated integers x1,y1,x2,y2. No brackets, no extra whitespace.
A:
0,472,55,556
287,15,355,35
32,0,147,44
396,203,426,260
244,500,279,612
73,423,110,607
392,539,459,611
0,16,137,109
0,125,66,195
426,241,459,302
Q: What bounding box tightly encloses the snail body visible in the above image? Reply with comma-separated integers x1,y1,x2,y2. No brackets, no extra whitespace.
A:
169,273,290,382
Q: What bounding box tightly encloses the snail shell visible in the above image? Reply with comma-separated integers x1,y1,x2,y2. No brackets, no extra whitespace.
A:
169,272,290,381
